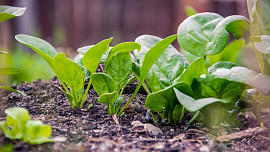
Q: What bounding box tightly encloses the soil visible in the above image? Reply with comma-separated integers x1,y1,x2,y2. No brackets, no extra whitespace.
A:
0,78,270,152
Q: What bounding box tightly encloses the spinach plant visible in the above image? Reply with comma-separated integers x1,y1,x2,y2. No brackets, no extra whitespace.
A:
88,42,140,115
0,107,53,144
0,5,26,95
15,34,112,109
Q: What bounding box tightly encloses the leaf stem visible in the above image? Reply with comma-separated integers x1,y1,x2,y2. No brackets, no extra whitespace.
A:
81,79,92,108
118,83,142,116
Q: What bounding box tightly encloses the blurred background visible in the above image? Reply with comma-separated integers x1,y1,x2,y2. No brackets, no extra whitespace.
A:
0,0,256,84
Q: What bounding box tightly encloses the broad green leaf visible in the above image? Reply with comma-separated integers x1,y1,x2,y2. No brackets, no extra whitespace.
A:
105,42,141,71
139,35,178,84
191,75,244,102
107,53,132,89
53,53,84,90
174,88,230,112
207,39,245,66
210,66,270,96
185,6,198,17
15,34,57,69
0,107,29,139
0,5,26,23
24,120,53,144
91,73,117,96
82,38,113,74
0,86,26,96
97,91,118,115
146,70,166,92
181,48,199,63
145,82,193,113
135,35,188,88
208,61,238,74
177,57,205,86
254,35,270,54
0,67,21,76
73,54,90,80
77,45,112,64
177,13,249,57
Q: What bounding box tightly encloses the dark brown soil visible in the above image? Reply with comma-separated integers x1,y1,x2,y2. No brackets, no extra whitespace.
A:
0,78,270,152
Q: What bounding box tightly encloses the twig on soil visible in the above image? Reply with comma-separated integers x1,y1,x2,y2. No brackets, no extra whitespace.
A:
259,135,270,141
112,114,119,125
216,127,265,142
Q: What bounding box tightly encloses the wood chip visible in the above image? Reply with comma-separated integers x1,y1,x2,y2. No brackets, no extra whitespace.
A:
216,127,265,142
112,114,119,125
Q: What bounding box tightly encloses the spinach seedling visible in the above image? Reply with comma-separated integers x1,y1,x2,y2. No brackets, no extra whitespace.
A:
133,35,204,123
0,107,53,144
89,42,140,115
0,5,26,95
15,34,112,109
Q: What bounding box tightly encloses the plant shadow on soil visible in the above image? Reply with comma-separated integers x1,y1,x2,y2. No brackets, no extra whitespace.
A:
0,77,270,152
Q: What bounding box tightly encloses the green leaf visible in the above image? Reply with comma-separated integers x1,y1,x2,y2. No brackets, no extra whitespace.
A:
177,13,249,57
0,5,26,23
208,61,238,74
254,35,270,54
210,66,270,96
207,39,245,66
145,82,192,123
73,54,90,80
146,70,166,92
0,107,29,139
185,6,198,17
0,86,26,96
77,45,112,64
82,38,113,74
135,35,188,89
145,82,192,114
53,53,84,91
15,34,57,69
105,42,141,71
174,88,230,112
97,91,118,115
107,53,132,89
0,67,21,76
24,120,53,144
91,73,117,96
177,57,205,86
191,75,244,102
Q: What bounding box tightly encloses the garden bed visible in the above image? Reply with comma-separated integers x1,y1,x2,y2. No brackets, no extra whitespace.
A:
0,78,269,152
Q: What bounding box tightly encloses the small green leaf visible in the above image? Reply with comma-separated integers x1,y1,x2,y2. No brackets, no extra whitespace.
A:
145,82,192,123
15,34,57,69
0,67,21,76
53,53,84,91
145,82,192,114
185,6,198,17
0,143,13,152
105,42,141,71
174,88,230,112
177,13,249,57
91,73,117,96
0,107,29,139
0,5,26,23
208,62,238,74
254,35,270,54
177,57,205,86
24,120,53,144
0,86,26,96
107,53,132,89
82,38,113,74
97,91,118,115
210,66,270,96
73,54,91,80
